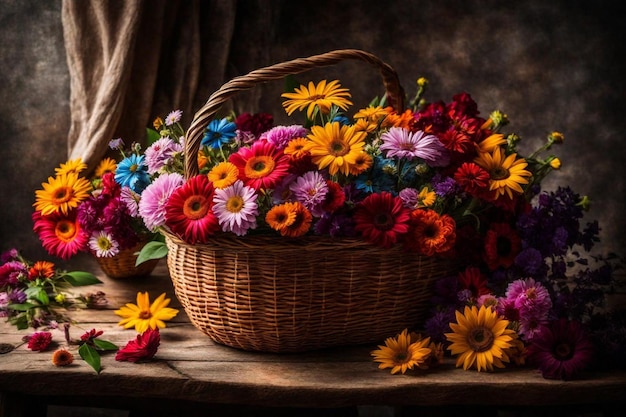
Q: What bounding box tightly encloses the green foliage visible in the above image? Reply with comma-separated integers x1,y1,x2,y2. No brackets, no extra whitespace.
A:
63,271,102,286
136,240,168,266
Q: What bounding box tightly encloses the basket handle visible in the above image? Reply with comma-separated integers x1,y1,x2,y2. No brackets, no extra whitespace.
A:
184,49,405,178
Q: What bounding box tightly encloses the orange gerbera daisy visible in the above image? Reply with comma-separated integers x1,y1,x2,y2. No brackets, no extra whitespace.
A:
404,209,456,256
306,122,368,176
281,79,352,119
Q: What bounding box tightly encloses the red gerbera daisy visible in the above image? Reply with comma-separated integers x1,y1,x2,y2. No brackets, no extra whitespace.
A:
454,162,490,196
32,210,89,260
228,140,291,190
165,175,220,244
483,222,521,271
404,209,456,256
321,180,346,213
457,266,491,299
115,328,161,363
353,192,411,249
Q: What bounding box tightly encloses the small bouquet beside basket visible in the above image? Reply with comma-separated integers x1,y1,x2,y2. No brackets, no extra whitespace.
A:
134,50,623,379
31,118,185,279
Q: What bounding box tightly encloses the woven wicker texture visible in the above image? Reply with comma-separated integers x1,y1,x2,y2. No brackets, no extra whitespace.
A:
95,241,160,279
164,49,456,352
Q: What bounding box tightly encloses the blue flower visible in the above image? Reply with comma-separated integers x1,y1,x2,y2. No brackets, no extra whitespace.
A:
201,118,237,148
115,154,150,193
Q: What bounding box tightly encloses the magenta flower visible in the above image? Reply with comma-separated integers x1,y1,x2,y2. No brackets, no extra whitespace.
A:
27,331,53,352
144,137,183,175
260,124,308,149
527,318,594,380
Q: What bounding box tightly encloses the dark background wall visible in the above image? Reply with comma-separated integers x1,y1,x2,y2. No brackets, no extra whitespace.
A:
1,0,624,265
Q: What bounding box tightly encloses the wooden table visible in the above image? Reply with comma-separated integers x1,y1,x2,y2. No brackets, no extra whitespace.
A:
1,256,625,417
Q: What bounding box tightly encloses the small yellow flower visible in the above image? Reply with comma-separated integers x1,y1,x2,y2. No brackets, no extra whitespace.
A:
416,77,428,88
115,292,179,334
549,157,561,169
371,328,432,374
549,131,565,144
54,293,66,304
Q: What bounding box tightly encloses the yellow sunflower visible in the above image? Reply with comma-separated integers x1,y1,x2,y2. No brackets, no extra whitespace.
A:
281,79,352,119
306,122,367,176
474,147,531,199
208,161,239,189
114,292,179,334
371,328,432,375
94,157,117,178
54,158,87,176
33,172,93,216
445,305,518,372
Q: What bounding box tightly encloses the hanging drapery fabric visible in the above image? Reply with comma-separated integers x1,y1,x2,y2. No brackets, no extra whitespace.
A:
61,0,275,172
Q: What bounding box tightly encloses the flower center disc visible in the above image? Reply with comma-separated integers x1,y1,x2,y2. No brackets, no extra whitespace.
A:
468,328,495,352
246,156,275,179
183,195,209,220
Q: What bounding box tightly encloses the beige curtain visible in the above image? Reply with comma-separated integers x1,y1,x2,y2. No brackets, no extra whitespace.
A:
62,0,276,170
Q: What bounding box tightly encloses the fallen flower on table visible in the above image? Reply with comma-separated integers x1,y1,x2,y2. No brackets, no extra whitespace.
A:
114,291,179,333
115,327,160,363
51,347,74,366
370,328,438,375
77,328,118,374
25,331,53,352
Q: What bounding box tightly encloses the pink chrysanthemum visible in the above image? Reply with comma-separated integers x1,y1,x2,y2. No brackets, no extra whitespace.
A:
260,125,308,149
120,186,141,217
353,191,411,249
379,127,449,166
505,278,552,340
32,210,89,260
144,137,183,175
139,172,184,231
212,180,259,236
229,140,291,190
289,171,329,217
165,175,220,244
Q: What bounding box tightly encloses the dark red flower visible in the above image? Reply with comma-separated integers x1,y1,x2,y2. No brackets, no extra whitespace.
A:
115,328,161,363
354,192,411,249
27,331,53,352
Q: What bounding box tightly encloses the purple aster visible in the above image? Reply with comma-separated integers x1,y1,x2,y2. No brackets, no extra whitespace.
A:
165,110,182,126
424,307,457,345
260,125,307,149
289,171,329,217
431,173,459,197
0,248,19,264
9,288,27,304
89,230,120,258
139,172,184,231
144,137,183,175
526,318,594,380
379,127,449,166
109,137,124,150
212,180,259,236
313,212,356,237
514,247,546,276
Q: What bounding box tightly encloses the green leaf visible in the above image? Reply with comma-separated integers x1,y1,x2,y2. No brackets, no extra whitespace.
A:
146,127,161,145
7,302,36,312
63,271,102,286
93,338,118,351
32,288,49,305
79,343,102,374
136,241,168,266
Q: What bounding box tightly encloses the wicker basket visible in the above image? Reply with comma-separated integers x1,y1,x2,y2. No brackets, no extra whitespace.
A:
95,240,160,279
163,49,459,352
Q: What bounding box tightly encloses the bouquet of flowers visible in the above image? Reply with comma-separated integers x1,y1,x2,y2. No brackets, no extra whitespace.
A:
31,115,185,267
0,248,102,330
